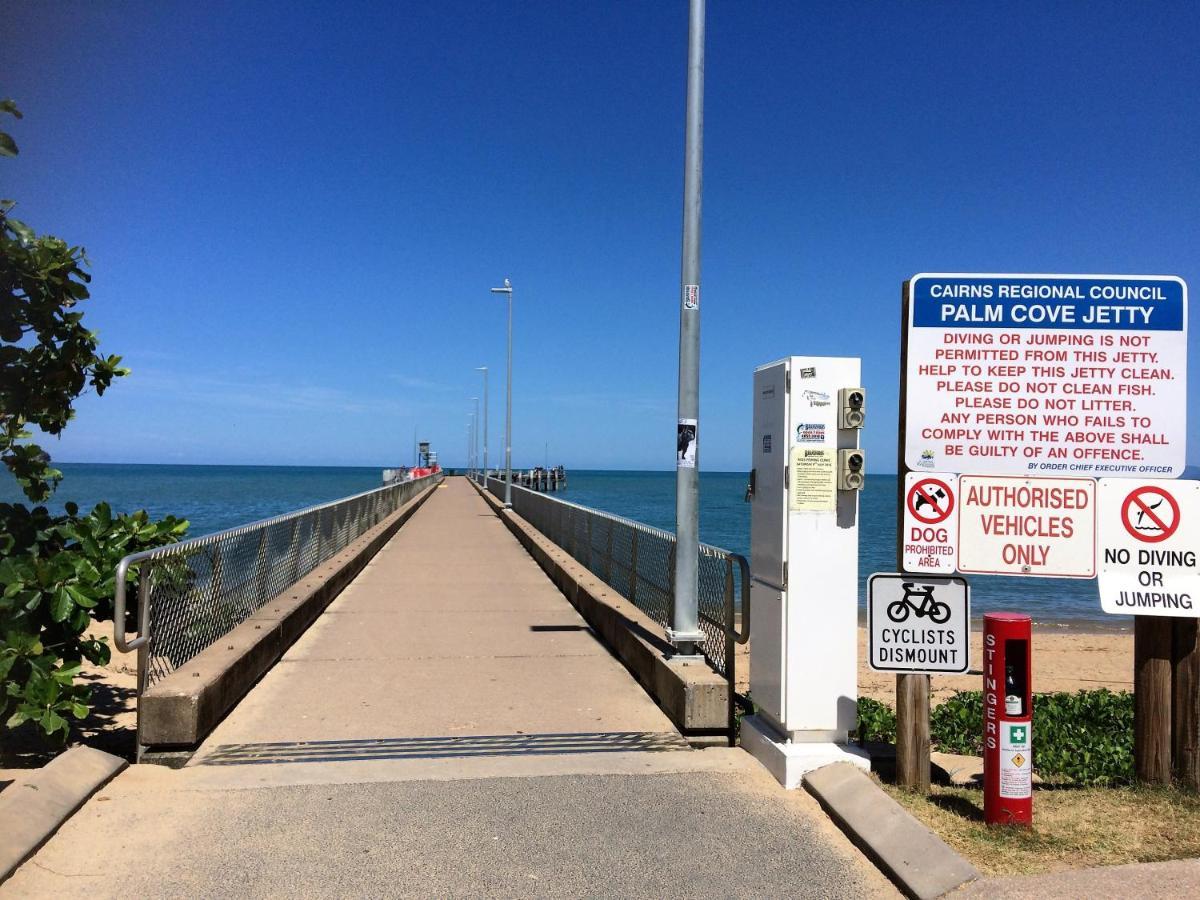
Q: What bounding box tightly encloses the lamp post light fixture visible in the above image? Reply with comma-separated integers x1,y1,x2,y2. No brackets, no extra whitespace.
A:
475,366,489,481
670,0,707,656
469,397,480,480
490,279,514,507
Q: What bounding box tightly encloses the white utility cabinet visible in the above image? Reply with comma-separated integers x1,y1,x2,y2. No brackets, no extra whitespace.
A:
741,356,870,787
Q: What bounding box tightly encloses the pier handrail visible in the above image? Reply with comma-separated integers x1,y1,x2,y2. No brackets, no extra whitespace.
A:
113,472,442,686
480,474,749,679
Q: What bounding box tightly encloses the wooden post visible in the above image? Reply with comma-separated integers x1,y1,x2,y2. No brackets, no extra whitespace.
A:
1135,615,1173,785
897,673,931,792
1172,618,1200,790
894,280,930,791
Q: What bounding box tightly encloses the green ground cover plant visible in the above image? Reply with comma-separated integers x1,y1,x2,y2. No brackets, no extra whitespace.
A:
858,689,1135,786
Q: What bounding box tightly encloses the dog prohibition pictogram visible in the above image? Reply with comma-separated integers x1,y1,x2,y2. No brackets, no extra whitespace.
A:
1121,486,1181,544
907,477,954,525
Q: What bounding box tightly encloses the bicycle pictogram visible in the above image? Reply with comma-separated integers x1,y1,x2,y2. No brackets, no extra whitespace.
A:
887,582,952,624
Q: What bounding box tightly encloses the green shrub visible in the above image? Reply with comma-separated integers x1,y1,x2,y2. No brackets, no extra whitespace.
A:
924,689,1134,786
1030,690,1133,785
854,696,897,744
930,690,984,755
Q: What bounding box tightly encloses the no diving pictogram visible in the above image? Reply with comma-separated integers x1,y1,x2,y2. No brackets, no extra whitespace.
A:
1121,486,1181,544
907,478,954,525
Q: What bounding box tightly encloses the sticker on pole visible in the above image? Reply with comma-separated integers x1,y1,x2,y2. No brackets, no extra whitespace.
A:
1098,479,1199,617
904,274,1188,478
957,475,1097,578
868,574,970,673
682,284,699,311
676,418,697,469
903,474,959,573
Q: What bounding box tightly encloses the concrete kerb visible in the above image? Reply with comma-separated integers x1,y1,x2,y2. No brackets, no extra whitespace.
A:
138,479,441,755
0,746,127,886
803,763,980,900
469,479,728,741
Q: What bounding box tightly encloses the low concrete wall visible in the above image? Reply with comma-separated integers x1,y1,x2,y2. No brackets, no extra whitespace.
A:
139,479,442,752
471,480,728,740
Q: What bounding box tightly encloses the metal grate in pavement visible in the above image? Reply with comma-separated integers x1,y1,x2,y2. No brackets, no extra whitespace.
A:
198,731,691,766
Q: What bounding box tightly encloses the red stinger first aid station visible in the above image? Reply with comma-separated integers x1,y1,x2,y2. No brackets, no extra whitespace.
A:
983,613,1033,826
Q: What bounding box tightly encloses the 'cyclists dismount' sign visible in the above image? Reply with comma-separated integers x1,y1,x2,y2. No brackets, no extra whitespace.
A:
868,574,971,674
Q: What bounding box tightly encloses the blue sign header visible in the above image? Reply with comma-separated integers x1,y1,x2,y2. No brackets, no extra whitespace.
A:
911,275,1186,331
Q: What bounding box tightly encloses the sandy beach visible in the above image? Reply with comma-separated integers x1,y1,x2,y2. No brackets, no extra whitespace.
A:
736,624,1134,706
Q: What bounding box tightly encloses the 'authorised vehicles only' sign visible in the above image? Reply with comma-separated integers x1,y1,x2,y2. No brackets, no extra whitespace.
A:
905,274,1188,478
957,475,1097,578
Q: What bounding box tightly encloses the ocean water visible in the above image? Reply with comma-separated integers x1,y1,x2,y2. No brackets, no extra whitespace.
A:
0,464,384,538
4,463,1177,626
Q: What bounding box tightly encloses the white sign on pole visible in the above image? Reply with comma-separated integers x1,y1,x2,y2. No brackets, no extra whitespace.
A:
957,475,1097,578
902,473,959,574
1098,478,1200,618
868,574,970,673
905,274,1188,478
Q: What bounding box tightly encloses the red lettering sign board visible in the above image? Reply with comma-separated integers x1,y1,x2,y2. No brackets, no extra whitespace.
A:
903,274,1188,478
957,475,1097,578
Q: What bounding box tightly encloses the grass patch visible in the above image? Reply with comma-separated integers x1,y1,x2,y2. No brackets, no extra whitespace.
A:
882,782,1200,876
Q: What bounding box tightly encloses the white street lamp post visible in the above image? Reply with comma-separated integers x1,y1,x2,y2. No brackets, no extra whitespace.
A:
490,279,514,507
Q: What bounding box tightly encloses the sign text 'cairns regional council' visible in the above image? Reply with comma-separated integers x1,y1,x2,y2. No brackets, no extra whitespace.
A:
905,274,1188,479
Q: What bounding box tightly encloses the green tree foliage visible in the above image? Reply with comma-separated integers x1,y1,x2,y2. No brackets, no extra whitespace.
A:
1,101,188,740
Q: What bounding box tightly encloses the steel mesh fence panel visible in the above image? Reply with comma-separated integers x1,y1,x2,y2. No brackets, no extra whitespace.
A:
484,476,746,678
129,474,441,688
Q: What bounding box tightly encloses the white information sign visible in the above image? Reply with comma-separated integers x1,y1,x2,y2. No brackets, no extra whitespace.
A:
1098,479,1200,618
902,473,959,574
868,574,970,673
905,274,1188,478
957,475,1097,578
999,721,1033,799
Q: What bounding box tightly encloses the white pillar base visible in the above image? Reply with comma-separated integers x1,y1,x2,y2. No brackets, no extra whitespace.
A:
741,715,871,789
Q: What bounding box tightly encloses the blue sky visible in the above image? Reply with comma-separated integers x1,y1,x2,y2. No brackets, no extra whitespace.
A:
5,1,1197,472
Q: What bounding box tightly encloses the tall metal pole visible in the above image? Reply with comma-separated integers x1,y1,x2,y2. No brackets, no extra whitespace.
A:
476,366,489,480
491,279,514,506
670,0,706,656
470,397,480,478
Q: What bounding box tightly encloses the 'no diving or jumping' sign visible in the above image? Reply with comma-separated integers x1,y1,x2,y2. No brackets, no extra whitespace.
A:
1099,479,1200,618
903,474,959,574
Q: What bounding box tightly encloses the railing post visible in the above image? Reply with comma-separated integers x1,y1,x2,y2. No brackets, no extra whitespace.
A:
289,517,303,584
604,522,613,583
587,515,594,572
630,529,640,604
253,528,271,600
210,544,225,611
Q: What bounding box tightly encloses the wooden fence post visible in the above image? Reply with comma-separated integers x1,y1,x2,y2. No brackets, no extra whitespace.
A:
894,279,930,791
1172,618,1199,790
1135,615,1173,785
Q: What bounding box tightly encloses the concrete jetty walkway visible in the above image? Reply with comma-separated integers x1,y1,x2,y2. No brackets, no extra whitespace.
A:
3,479,896,898
191,477,676,754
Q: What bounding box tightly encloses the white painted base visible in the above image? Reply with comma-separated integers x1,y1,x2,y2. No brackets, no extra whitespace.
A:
740,715,871,789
